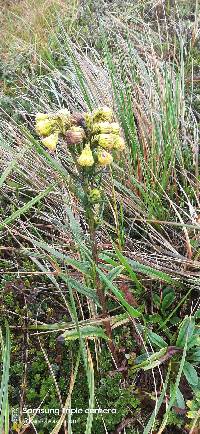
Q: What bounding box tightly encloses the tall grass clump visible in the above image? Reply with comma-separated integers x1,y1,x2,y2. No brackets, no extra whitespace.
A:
0,2,200,433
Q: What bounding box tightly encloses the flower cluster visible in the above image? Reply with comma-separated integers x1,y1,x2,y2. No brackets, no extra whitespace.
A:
35,106,125,167
35,109,72,151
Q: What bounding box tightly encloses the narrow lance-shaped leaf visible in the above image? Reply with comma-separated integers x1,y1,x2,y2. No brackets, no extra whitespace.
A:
57,325,108,342
24,239,90,275
114,247,143,291
176,317,195,348
97,267,141,318
148,331,168,349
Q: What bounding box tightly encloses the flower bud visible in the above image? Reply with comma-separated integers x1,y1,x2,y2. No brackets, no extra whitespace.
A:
89,188,101,204
96,133,115,150
41,132,59,151
93,122,110,134
77,144,94,167
97,150,113,166
93,122,120,135
92,106,113,122
35,113,49,122
113,135,125,151
56,108,71,129
35,119,54,136
66,127,85,145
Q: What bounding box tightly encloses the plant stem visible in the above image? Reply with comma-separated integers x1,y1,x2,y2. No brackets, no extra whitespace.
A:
81,170,119,366
88,207,119,367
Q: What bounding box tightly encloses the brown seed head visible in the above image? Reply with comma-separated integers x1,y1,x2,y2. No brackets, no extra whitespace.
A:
66,127,85,145
70,112,86,128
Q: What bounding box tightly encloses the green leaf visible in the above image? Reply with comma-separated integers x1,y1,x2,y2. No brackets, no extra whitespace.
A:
189,349,200,362
176,317,195,348
85,347,95,434
127,258,175,284
187,334,200,350
29,322,74,331
156,328,189,432
25,239,90,275
23,129,75,181
143,359,163,371
107,266,124,282
58,325,108,342
161,291,175,311
195,309,200,319
176,387,185,409
160,287,193,330
63,200,84,243
97,267,141,318
148,331,168,349
152,293,160,309
133,348,167,371
111,312,130,329
114,247,142,291
68,277,100,306
183,361,199,386
0,323,10,433
102,253,176,285
143,366,171,434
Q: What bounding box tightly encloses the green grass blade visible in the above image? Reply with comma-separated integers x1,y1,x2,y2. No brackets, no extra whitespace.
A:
0,184,55,230
0,159,17,189
143,365,171,434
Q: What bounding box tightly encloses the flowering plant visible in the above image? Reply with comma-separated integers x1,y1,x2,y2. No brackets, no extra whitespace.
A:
35,106,126,364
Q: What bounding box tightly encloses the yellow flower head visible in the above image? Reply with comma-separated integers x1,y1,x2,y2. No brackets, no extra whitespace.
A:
93,122,120,135
42,132,59,151
35,119,54,137
92,106,113,123
113,135,125,151
96,133,116,150
77,144,94,167
97,149,113,166
35,112,49,122
56,108,71,132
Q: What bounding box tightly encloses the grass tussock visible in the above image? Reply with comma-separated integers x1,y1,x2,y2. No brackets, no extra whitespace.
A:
0,0,79,60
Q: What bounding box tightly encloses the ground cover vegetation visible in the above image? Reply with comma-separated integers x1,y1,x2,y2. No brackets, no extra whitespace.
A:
0,0,200,433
